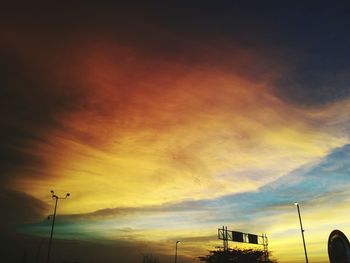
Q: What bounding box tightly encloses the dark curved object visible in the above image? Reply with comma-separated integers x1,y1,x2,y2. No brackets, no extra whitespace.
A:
328,230,350,263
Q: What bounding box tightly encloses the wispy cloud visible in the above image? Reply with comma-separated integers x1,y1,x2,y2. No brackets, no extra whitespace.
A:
20,144,350,262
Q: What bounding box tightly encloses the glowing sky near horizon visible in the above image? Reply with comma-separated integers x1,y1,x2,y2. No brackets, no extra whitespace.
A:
2,3,350,263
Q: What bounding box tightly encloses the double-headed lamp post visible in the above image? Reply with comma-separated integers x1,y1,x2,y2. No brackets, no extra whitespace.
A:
175,240,181,263
294,203,309,263
46,190,70,263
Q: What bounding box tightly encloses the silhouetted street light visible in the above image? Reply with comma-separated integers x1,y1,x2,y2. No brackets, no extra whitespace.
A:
175,240,181,263
294,203,309,263
46,190,70,263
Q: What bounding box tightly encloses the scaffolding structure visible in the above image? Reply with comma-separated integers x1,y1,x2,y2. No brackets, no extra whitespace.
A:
218,226,269,262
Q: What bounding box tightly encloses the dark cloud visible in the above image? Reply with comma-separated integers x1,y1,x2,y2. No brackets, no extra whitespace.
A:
0,54,45,179
47,199,211,222
275,51,350,106
0,189,48,233
270,3,350,106
2,2,349,109
0,50,80,183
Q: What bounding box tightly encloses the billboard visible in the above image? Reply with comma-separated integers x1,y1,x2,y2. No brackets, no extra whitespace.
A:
218,227,266,246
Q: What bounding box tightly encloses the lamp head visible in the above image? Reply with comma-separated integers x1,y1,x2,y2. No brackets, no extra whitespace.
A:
294,202,299,206
66,193,70,197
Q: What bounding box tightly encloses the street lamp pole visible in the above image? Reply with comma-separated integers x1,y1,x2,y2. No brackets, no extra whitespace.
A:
46,190,70,263
294,203,309,263
175,240,180,263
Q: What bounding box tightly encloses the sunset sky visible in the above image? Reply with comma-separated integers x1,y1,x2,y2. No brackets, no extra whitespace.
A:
1,2,350,263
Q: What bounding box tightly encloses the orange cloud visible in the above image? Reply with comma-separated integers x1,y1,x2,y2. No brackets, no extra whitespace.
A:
8,40,346,215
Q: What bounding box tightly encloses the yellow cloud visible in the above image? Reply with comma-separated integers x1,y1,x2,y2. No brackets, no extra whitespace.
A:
12,61,347,215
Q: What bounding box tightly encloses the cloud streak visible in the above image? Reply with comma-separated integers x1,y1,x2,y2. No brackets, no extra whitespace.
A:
20,144,350,260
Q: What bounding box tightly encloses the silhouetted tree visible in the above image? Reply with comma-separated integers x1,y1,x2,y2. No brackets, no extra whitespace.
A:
143,254,160,263
198,248,277,263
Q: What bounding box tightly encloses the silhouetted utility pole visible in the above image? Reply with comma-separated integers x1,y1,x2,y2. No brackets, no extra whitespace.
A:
175,240,180,263
294,203,309,263
46,190,70,263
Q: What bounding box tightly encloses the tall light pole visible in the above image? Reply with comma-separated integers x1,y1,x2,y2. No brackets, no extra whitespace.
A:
46,190,70,263
294,203,309,263
175,240,180,263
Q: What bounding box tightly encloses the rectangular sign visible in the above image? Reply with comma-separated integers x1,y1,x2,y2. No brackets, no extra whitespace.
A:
232,231,244,242
248,234,258,244
218,227,265,246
